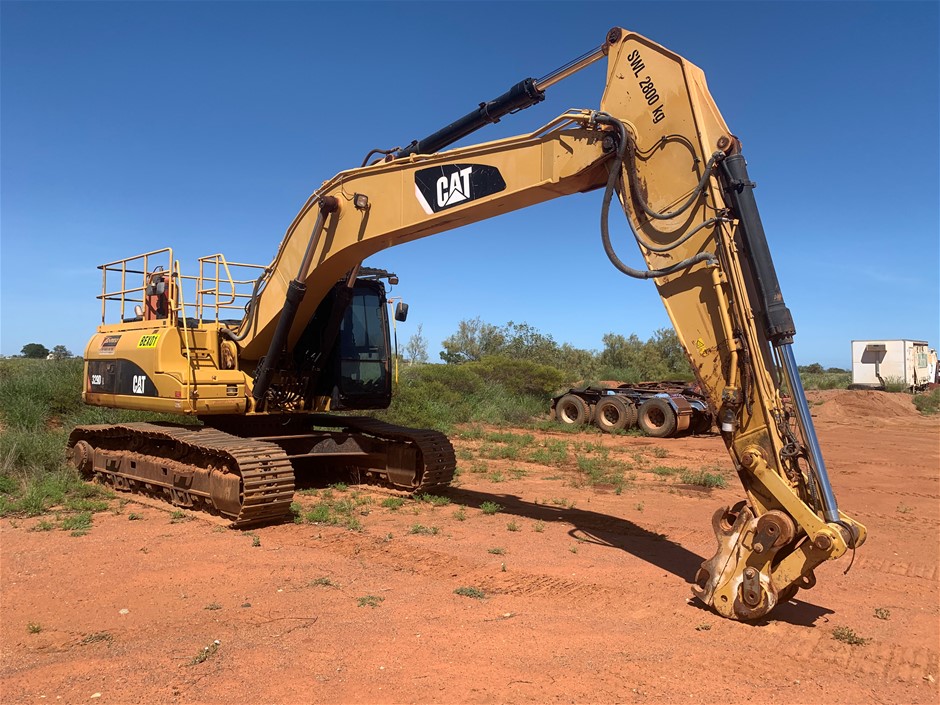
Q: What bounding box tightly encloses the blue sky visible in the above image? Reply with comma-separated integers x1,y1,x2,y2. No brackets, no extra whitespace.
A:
2,1,938,369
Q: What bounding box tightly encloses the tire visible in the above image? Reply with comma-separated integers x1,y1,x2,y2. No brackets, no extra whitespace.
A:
555,394,590,426
637,397,678,438
594,396,637,433
691,412,713,435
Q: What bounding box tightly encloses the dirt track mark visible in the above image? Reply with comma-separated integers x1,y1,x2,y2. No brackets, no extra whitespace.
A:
314,530,481,578
852,510,940,527
851,557,939,582
834,459,939,475
846,489,940,500
289,530,615,603
475,573,610,600
784,633,938,682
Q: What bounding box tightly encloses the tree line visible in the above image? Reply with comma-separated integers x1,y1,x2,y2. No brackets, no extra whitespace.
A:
14,343,74,360
405,317,694,384
406,318,847,383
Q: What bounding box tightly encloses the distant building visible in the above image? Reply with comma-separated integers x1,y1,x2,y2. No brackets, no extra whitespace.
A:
850,339,937,390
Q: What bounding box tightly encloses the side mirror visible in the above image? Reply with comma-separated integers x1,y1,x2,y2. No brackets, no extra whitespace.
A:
394,301,409,322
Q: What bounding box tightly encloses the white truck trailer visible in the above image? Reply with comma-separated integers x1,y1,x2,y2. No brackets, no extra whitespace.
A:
850,339,937,391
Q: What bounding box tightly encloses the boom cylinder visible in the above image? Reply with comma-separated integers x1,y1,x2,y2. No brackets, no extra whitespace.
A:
394,41,609,160
251,197,338,410
394,79,545,159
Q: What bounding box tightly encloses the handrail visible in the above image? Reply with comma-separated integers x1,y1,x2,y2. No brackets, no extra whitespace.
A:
98,248,174,324
96,247,265,328
173,260,195,404
196,253,266,323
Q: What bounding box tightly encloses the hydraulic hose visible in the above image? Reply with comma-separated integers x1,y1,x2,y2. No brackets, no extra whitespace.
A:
624,136,721,221
593,113,717,279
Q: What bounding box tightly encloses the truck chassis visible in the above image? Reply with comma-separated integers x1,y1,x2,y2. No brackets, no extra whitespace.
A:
551,382,713,437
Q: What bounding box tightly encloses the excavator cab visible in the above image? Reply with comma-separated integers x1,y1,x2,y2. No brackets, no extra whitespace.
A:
294,278,393,411
335,281,392,407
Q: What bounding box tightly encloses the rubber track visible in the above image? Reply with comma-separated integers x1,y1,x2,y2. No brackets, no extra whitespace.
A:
306,414,457,491
68,423,295,528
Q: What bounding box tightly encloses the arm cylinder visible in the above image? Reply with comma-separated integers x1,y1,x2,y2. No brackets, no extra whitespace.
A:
719,153,796,344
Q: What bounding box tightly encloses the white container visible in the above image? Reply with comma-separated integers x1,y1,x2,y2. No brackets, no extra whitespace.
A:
850,339,935,390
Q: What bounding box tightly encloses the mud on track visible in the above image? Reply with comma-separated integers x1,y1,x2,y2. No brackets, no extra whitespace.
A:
1,391,938,704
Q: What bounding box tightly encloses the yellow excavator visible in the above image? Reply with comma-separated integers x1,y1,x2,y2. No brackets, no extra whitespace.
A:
67,27,866,621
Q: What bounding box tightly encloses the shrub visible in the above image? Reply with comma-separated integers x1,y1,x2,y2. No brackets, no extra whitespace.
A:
679,469,727,489
479,501,502,515
800,371,850,390
913,388,940,415
377,358,565,431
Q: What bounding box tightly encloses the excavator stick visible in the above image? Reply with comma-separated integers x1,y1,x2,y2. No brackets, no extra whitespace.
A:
596,28,867,619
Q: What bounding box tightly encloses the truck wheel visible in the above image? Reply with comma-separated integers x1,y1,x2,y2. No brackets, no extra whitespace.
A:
594,396,637,433
691,412,713,435
638,398,678,438
556,394,590,426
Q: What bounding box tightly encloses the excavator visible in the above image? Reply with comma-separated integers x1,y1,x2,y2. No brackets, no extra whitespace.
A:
67,27,866,621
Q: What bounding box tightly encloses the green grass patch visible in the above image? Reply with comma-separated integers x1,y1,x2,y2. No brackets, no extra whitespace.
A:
651,465,682,477
309,576,339,588
454,586,486,600
800,371,851,390
831,626,869,645
60,511,92,536
415,492,451,506
526,440,569,466
357,595,384,608
913,388,940,415
574,454,626,491
303,492,369,530
479,501,502,515
479,444,521,461
881,377,910,393
679,469,727,488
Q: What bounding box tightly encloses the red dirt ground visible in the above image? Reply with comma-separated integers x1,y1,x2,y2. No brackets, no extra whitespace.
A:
2,390,938,704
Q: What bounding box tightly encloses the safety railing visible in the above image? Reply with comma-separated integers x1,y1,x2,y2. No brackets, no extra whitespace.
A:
97,249,267,330
195,254,268,325
98,248,178,324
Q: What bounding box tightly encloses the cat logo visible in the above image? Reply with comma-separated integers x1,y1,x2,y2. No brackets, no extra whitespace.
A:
436,166,473,208
414,163,506,214
132,375,146,394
